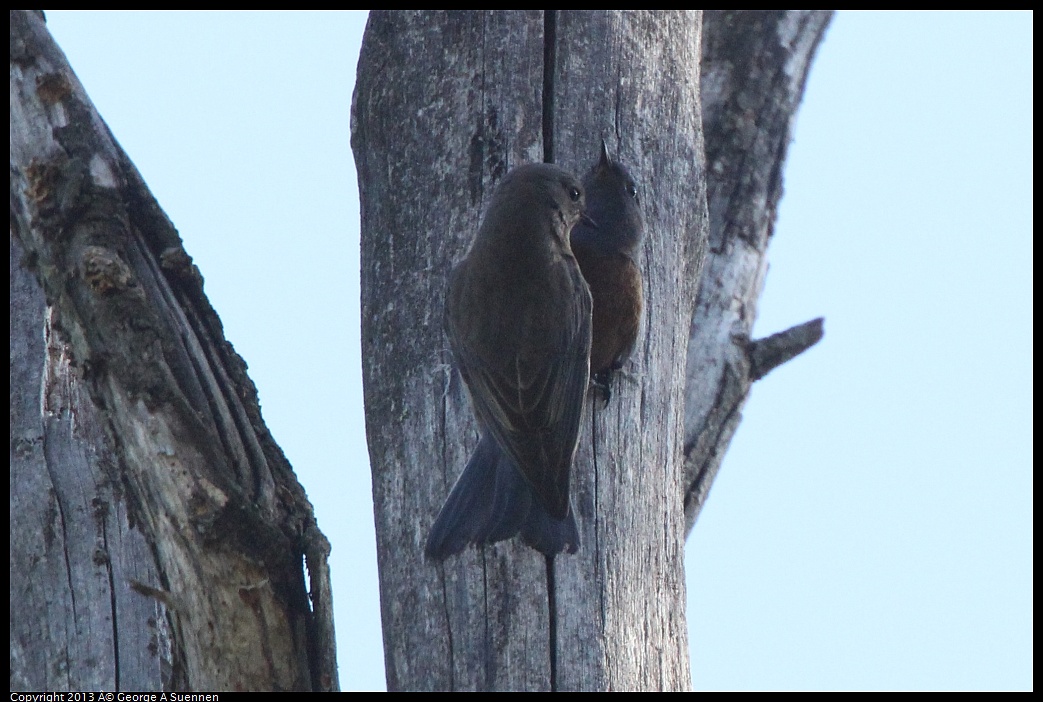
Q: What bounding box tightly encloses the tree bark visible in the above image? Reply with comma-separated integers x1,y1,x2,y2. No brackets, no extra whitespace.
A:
9,10,336,691
354,10,704,691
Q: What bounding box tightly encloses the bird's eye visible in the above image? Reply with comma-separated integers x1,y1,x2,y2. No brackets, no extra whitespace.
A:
568,186,581,202
626,183,638,199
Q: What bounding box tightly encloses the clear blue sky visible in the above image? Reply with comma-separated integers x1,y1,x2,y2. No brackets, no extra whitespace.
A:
43,11,1032,692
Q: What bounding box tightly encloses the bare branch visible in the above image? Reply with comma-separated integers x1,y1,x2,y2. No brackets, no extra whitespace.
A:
748,317,824,382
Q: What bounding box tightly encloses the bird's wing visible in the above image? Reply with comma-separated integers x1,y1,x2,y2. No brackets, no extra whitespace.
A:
453,273,591,519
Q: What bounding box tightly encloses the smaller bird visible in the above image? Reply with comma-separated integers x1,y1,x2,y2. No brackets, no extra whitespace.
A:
570,140,645,402
426,163,592,560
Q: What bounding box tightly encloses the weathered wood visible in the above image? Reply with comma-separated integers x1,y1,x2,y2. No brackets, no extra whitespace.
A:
354,11,552,691
552,10,704,692
9,10,335,691
683,10,832,534
354,10,704,691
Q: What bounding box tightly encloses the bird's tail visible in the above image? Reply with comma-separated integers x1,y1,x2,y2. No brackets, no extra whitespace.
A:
425,433,579,560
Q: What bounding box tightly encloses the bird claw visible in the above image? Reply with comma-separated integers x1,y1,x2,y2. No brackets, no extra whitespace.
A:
591,370,614,406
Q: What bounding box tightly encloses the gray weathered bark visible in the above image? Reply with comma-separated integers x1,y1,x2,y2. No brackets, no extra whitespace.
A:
683,10,831,533
10,10,337,691
354,10,704,691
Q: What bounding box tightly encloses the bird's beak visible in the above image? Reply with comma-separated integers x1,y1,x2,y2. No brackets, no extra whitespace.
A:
581,212,598,229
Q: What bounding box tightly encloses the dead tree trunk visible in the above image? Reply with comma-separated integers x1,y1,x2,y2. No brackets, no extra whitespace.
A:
9,10,337,691
354,10,705,691
355,9,831,691
683,10,832,532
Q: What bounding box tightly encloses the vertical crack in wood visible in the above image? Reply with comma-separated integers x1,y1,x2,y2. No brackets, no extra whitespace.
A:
100,515,123,691
543,10,561,690
545,554,558,691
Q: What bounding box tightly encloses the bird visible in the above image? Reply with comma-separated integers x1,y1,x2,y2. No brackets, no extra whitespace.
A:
570,140,645,403
425,162,593,560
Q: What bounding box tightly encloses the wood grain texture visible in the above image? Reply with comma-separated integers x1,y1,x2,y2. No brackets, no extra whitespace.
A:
10,10,334,691
354,10,704,691
683,10,833,533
